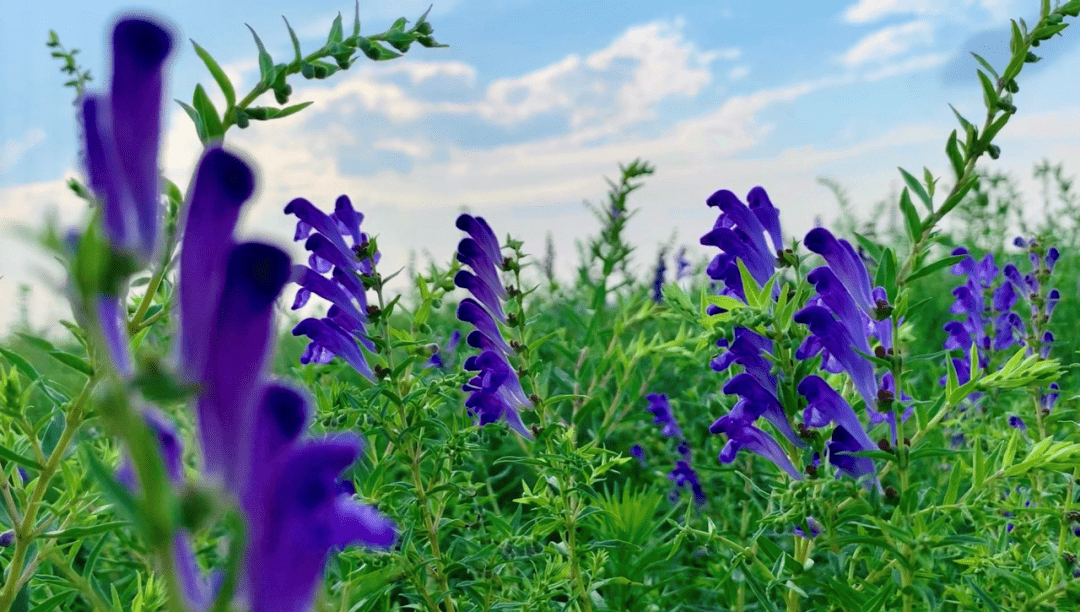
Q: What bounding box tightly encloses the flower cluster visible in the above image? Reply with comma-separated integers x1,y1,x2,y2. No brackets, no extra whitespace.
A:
455,214,533,438
285,195,379,381
700,188,805,480
174,146,395,611
943,238,1060,413
796,227,892,467
644,394,705,505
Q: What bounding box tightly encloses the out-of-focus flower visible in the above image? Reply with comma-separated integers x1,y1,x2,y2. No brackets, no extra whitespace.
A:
646,393,682,438
652,249,667,303
794,517,822,539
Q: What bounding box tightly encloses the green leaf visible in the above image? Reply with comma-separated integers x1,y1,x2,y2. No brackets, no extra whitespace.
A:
190,40,235,112
898,188,922,244
84,449,138,524
352,0,362,36
983,112,1011,145
15,333,55,352
0,347,39,381
0,444,44,471
327,12,344,44
944,455,965,505
970,52,999,79
48,351,94,377
243,101,314,121
939,175,979,217
853,233,883,262
192,84,223,142
906,254,966,283
945,130,965,178
948,104,974,133
245,24,275,86
874,248,896,301
175,99,207,143
282,17,303,63
39,521,128,539
898,167,932,211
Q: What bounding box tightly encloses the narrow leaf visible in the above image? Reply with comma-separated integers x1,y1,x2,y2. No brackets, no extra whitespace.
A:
899,188,922,244
283,17,303,63
48,351,94,376
0,445,44,471
898,167,932,211
970,52,999,79
245,24,275,85
906,254,967,283
192,84,224,142
0,347,39,381
175,99,207,143
946,130,965,178
190,40,236,111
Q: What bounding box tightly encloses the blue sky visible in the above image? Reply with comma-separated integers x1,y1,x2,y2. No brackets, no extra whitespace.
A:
2,0,1079,332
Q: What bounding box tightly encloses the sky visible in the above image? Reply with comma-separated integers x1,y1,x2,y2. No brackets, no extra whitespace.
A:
1,0,1079,334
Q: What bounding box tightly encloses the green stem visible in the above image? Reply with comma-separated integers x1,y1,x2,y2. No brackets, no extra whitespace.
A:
0,374,97,612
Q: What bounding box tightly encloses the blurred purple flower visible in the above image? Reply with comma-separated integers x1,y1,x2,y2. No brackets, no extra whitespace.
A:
646,393,682,438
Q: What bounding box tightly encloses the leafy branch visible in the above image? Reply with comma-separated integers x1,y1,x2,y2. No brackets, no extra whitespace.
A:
179,2,446,144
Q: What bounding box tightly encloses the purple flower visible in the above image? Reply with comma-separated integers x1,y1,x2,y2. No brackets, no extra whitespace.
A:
794,517,822,539
668,459,707,506
0,531,13,547
710,414,802,480
630,444,646,467
455,216,533,438
675,246,692,280
285,195,377,380
168,151,394,611
799,376,877,479
652,249,667,303
723,374,802,447
646,393,682,438
794,306,879,409
244,435,395,612
700,187,783,300
80,17,173,261
427,330,461,369
462,350,532,439
803,228,876,315
1007,415,1027,430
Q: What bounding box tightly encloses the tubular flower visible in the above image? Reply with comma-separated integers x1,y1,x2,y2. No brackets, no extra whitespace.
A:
455,214,533,438
285,195,377,381
170,150,394,611
700,187,797,478
799,376,877,480
798,227,908,447
76,17,174,377
80,17,173,261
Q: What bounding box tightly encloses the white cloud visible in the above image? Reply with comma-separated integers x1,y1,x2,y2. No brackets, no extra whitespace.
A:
372,138,434,159
839,20,934,67
728,66,751,81
841,0,1022,24
862,51,951,81
0,129,46,175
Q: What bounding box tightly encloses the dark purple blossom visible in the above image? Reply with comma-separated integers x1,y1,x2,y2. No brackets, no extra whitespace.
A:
0,531,13,547
668,459,707,506
630,444,646,467
1007,415,1027,430
455,215,533,438
646,393,682,438
794,306,879,409
652,249,667,303
710,414,802,480
170,152,394,611
285,195,377,381
794,517,822,539
462,350,532,439
80,18,173,261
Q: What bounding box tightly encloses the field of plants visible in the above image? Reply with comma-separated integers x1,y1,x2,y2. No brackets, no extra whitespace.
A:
1,1,1080,611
